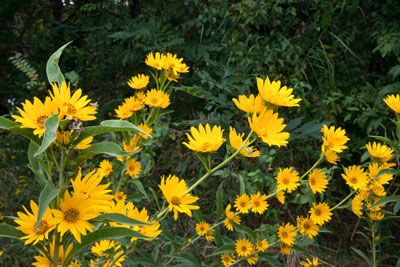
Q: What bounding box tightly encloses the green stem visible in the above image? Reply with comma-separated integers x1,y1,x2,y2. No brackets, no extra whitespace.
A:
331,191,356,211
299,153,324,180
52,232,60,267
115,167,126,193
370,221,377,267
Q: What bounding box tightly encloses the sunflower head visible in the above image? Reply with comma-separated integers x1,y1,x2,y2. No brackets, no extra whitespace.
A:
276,167,300,193
183,123,225,153
341,165,369,191
308,169,328,194
229,127,260,157
383,94,400,113
309,202,332,226
256,76,301,107
278,223,297,246
232,94,264,113
128,74,150,90
144,89,170,109
235,238,254,257
366,142,393,162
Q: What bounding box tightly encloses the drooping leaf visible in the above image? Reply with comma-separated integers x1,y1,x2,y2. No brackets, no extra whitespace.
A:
216,182,224,217
0,224,23,239
75,142,137,165
46,41,72,85
62,227,148,267
0,116,39,143
34,114,59,157
36,180,60,229
93,213,150,226
28,141,47,186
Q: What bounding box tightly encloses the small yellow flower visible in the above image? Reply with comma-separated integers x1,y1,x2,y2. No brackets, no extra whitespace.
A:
91,240,125,267
123,134,141,152
224,204,241,231
229,127,260,157
372,181,386,197
232,94,264,113
323,148,340,165
145,52,166,70
248,109,290,147
297,216,319,239
309,202,332,226
276,191,286,204
383,94,400,113
280,243,293,255
366,142,393,162
115,102,133,119
341,165,369,191
32,237,74,267
300,257,320,267
98,159,113,177
250,192,269,214
257,76,302,107
321,125,349,153
235,238,254,257
234,193,251,213
278,223,297,246
221,254,235,267
308,169,328,194
75,136,93,150
351,194,364,217
137,123,152,139
124,96,144,112
183,123,225,153
125,159,142,178
276,167,300,193
114,191,127,202
369,211,384,221
144,89,170,109
255,239,269,252
127,74,149,90
195,221,211,236
159,175,199,220
246,254,259,265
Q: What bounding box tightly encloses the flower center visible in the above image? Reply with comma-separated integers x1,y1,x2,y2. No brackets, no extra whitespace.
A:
62,103,76,116
63,208,80,223
314,208,321,216
201,142,211,151
37,116,48,128
350,176,358,184
151,98,159,104
240,201,247,208
171,196,181,206
35,220,49,235
303,222,310,230
281,177,289,185
281,231,288,238
241,246,247,252
253,200,260,207
310,178,316,185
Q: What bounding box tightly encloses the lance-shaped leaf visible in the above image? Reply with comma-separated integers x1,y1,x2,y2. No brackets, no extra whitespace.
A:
0,224,23,239
34,114,59,157
28,141,47,186
92,213,150,226
46,41,72,85
76,120,147,142
62,227,148,267
75,142,137,165
35,180,60,229
0,116,39,143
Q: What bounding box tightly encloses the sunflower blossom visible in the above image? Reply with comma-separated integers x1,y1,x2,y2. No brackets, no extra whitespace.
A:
351,194,364,217
235,238,254,257
309,202,332,226
224,204,241,231
91,240,125,267
32,237,74,267
159,175,199,220
125,159,142,178
232,94,264,113
278,223,297,246
98,159,113,177
14,200,56,245
182,123,225,153
250,192,269,214
248,109,289,147
341,165,369,191
257,76,301,107
308,169,328,194
321,125,349,153
144,89,170,108
300,257,320,267
234,193,251,214
127,74,150,90
276,167,300,193
383,94,400,113
145,52,166,70
366,142,393,162
229,127,260,157
221,254,235,267
296,216,319,239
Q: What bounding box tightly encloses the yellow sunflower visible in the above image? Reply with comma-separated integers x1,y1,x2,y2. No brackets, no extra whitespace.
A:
114,191,127,202
159,175,199,220
75,136,93,150
276,191,286,204
229,127,260,157
14,200,56,245
321,125,349,153
255,239,269,252
125,159,142,178
296,216,319,239
383,94,400,113
276,167,300,193
49,82,97,121
246,254,259,265
128,207,161,241
309,202,332,226
123,134,141,152
53,191,96,243
368,162,395,185
250,192,269,214
248,109,290,147
341,165,369,190
323,148,340,165
137,123,152,139
234,193,251,214
144,89,170,108
366,142,393,162
127,74,150,90
278,223,297,246
124,96,144,112
308,169,328,194
256,76,302,107
98,159,113,177
351,194,364,217
235,238,254,257
232,94,264,113
221,254,235,267
145,52,166,70
369,211,384,221
32,237,74,267
12,96,58,137
91,240,125,267
115,102,133,119
162,52,189,81
224,204,241,231
195,221,213,239
300,257,320,267
182,123,225,153
280,243,293,255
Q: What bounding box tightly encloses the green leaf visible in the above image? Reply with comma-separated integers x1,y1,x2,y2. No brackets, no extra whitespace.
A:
75,142,136,165
260,254,283,267
0,224,23,239
352,247,371,265
46,41,72,85
36,180,60,229
167,253,201,266
63,227,148,266
93,213,150,226
371,195,400,208
237,174,246,194
133,180,148,199
34,114,59,157
216,182,224,217
210,244,235,256
0,116,39,143
174,85,214,100
76,120,145,142
234,224,257,241
28,141,47,186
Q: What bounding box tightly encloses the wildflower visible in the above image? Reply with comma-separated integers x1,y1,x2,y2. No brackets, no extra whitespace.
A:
246,254,259,265
369,212,384,221
366,142,393,162
159,175,199,220
276,167,300,193
124,96,144,112
98,159,113,177
75,136,93,150
144,89,170,108
12,97,58,137
91,240,125,267
53,191,96,243
309,202,332,226
383,94,400,113
32,237,74,267
232,94,264,113
300,257,320,267
49,82,97,121
125,159,142,178
250,192,269,214
372,181,386,197
308,169,328,194
280,243,293,255
123,134,140,152
323,149,340,165
278,223,297,246
221,254,235,267
137,123,152,139
257,76,301,107
224,204,241,231
127,74,149,90
234,193,251,213
14,200,56,245
256,239,269,252
276,191,285,204
145,52,165,70
368,162,394,185
229,127,260,157
297,216,319,239
351,194,364,217
248,109,290,147
114,191,127,202
115,103,133,119
195,221,211,236
342,165,369,190
321,125,349,153
235,238,254,257
182,123,225,153
128,207,161,241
